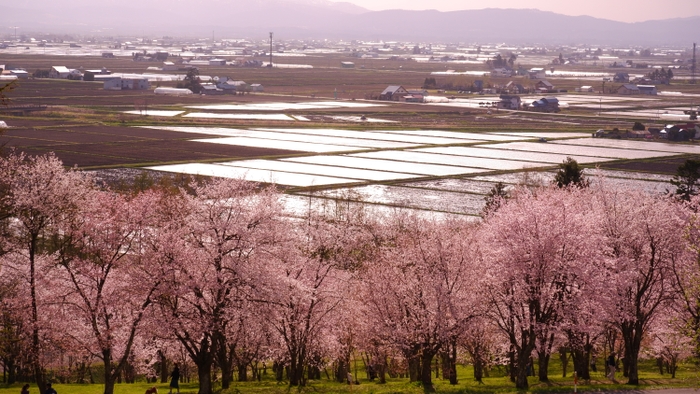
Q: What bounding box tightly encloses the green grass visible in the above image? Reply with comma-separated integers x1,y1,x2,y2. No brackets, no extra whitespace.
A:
3,359,700,394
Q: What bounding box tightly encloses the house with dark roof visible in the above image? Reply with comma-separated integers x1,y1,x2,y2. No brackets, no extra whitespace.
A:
535,80,555,92
617,84,640,95
530,97,560,112
637,85,657,95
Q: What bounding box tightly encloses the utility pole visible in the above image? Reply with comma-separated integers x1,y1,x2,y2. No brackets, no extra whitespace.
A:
692,42,696,84
269,32,273,68
9,26,18,41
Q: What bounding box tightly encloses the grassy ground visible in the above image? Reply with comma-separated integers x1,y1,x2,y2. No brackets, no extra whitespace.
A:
2,359,699,394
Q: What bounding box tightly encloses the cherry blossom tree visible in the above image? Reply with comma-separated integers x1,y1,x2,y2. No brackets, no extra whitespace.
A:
480,186,604,389
0,152,93,393
52,190,170,394
360,213,481,392
674,195,700,356
157,177,283,394
594,185,688,385
646,312,693,378
259,199,374,387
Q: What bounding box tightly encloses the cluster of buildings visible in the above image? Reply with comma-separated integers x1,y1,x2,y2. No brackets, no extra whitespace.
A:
595,124,700,140
199,77,264,95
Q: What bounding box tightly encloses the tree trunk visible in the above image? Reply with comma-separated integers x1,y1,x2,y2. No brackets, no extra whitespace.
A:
514,358,529,390
376,356,387,384
571,348,590,381
29,238,47,394
559,348,568,377
212,332,233,389
440,341,458,385
420,351,436,393
537,354,549,382
103,350,116,394
159,351,168,383
473,352,484,383
288,346,306,387
334,357,349,383
405,346,421,383
197,361,213,394
237,362,247,382
621,321,642,385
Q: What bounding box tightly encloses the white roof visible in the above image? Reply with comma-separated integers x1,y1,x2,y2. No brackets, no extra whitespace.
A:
154,87,193,95
52,66,70,73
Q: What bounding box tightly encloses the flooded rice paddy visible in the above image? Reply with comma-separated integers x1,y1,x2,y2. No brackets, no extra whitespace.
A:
141,126,694,217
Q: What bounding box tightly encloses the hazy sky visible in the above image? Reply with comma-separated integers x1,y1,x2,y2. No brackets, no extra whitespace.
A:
331,0,699,23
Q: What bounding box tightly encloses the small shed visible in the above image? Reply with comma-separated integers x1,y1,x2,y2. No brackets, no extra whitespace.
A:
163,61,178,71
8,70,28,79
638,85,657,95
340,61,355,68
200,84,224,95
250,84,264,92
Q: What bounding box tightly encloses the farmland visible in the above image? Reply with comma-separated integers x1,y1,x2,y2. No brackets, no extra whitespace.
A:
1,46,700,217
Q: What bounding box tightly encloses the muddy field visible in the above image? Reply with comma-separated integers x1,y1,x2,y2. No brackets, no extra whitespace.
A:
0,121,299,167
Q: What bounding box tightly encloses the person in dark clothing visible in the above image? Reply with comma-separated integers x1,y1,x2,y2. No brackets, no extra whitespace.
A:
169,364,180,394
21,384,30,394
606,353,617,382
44,383,57,394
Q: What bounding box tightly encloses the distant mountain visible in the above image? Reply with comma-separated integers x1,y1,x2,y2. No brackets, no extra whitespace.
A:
1,3,698,45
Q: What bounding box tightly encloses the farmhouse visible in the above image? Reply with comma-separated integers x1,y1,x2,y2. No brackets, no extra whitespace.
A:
535,80,555,92
49,66,71,79
497,95,521,110
380,85,408,101
504,81,527,94
200,84,224,95
530,97,560,112
491,68,512,78
528,67,546,79
617,84,640,95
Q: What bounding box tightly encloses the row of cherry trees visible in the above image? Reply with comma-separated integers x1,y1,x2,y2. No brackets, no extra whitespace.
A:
1,152,699,394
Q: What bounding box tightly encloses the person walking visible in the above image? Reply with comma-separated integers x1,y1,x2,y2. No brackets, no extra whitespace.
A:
169,364,180,394
607,353,617,382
